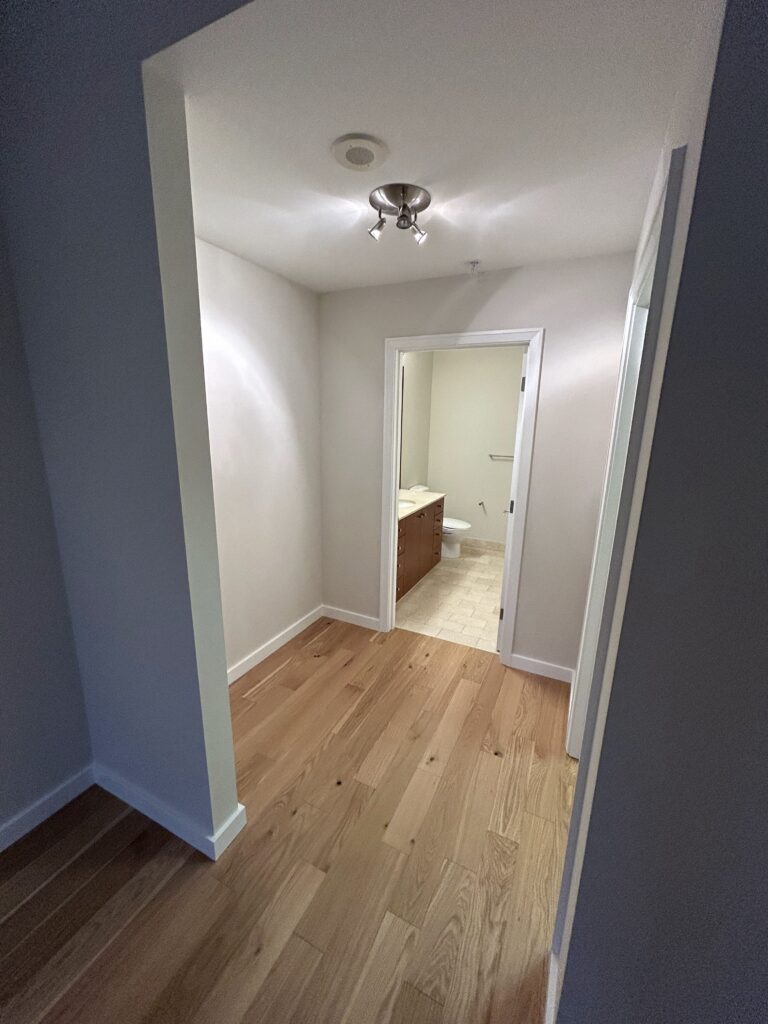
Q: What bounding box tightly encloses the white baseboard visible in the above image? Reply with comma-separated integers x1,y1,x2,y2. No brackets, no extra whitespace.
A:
322,604,384,632
508,653,574,685
227,605,326,684
545,950,560,1024
207,802,248,859
92,763,246,860
0,765,94,852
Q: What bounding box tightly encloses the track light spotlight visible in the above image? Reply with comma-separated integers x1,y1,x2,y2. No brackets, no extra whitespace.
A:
368,213,386,241
411,222,428,245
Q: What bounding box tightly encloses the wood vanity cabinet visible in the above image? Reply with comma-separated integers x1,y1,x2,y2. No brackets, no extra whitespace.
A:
396,498,444,600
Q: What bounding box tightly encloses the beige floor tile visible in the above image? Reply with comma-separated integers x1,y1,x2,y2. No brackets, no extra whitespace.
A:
396,547,504,650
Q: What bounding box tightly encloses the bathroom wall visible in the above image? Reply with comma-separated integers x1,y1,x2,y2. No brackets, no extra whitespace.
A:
427,347,524,544
400,351,433,488
196,239,323,678
0,223,92,847
319,252,632,673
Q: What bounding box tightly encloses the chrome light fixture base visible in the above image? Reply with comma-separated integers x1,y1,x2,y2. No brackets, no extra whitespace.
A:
368,183,431,243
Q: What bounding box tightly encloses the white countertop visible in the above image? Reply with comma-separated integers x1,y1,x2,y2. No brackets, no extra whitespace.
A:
397,489,445,521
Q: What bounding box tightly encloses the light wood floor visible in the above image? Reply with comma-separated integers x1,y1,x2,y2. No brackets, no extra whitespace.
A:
0,620,575,1024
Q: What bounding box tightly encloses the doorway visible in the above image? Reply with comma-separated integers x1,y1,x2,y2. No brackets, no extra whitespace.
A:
380,329,543,667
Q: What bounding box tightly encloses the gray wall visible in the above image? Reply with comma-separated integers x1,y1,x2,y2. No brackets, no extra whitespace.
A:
558,2,768,1020
0,0,246,839
0,223,91,831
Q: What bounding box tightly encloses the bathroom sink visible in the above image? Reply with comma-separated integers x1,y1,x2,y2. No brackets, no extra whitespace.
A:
398,499,416,512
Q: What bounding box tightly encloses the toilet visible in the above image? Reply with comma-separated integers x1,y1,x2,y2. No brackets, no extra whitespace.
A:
441,517,472,558
408,485,471,558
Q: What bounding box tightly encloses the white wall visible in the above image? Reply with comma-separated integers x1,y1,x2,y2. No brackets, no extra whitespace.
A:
427,347,523,544
319,253,632,671
400,351,433,488
196,238,323,677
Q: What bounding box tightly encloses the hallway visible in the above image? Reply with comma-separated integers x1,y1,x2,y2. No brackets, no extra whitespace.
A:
0,620,574,1024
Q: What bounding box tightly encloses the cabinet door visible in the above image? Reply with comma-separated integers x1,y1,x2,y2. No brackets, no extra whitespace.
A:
402,512,421,597
430,499,444,568
396,519,407,600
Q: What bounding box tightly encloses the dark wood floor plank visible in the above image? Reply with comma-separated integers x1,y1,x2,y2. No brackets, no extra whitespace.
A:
1,833,190,1024
0,823,175,1008
40,859,229,1024
0,794,129,924
0,811,148,963
0,789,107,888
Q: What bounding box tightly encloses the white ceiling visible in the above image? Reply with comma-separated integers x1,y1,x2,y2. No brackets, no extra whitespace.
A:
153,0,702,293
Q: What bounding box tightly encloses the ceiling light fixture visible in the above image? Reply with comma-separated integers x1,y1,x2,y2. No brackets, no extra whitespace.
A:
367,183,431,244
368,214,386,241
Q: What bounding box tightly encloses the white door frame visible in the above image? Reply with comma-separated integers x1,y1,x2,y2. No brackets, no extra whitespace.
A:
546,145,688,1021
379,328,543,666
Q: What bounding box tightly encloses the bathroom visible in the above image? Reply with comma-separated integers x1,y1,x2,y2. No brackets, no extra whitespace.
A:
395,345,525,650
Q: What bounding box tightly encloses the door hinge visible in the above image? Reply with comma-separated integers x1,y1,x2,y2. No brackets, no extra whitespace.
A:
520,375,526,392
499,607,504,620
509,500,514,514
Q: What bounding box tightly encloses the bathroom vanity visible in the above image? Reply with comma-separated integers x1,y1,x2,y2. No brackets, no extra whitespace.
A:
396,490,445,600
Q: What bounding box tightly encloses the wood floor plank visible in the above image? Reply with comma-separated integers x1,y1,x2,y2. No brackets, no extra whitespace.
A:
240,934,322,1024
0,821,170,1006
420,677,479,777
244,647,357,758
384,769,441,854
355,683,431,788
0,811,148,963
482,668,525,755
389,693,498,927
295,826,404,953
1,833,190,1024
454,646,495,685
0,795,129,923
442,831,518,1024
489,813,561,1024
490,735,535,843
41,859,230,1024
526,678,570,823
510,672,544,741
405,859,476,1005
291,845,406,1024
299,779,372,873
390,982,443,1024
340,911,419,1024
191,860,325,1024
449,749,502,872
232,684,293,749
235,618,334,701
211,801,320,906
0,789,108,889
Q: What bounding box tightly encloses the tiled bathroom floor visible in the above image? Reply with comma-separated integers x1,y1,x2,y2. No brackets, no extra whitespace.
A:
395,540,504,651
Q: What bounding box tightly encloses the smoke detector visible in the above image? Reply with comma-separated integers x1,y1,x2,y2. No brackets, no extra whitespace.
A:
332,134,388,172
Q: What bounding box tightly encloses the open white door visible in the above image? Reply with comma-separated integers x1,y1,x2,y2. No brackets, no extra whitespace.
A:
497,352,528,651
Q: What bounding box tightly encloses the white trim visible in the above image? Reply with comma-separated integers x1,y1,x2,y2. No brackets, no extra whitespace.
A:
0,765,94,852
207,802,248,859
322,604,384,632
544,952,560,1024
379,329,543,667
227,605,326,684
548,2,728,997
92,763,246,860
507,653,573,685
